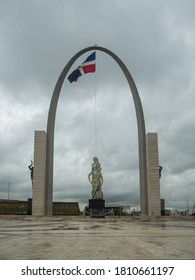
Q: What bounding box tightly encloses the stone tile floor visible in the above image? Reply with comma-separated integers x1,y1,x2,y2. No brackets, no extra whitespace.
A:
0,216,194,260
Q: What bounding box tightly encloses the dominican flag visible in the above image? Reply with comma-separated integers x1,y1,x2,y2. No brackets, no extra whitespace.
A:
68,52,96,83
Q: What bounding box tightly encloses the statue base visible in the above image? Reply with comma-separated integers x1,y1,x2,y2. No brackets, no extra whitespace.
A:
89,199,105,209
88,199,105,218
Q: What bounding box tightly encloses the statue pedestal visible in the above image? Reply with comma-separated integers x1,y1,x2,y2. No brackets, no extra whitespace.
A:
88,199,105,218
89,199,105,209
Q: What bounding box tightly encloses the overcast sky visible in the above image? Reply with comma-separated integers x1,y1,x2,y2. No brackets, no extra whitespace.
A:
0,0,194,212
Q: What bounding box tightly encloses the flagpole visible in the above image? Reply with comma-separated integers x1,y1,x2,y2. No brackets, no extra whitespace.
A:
94,51,97,157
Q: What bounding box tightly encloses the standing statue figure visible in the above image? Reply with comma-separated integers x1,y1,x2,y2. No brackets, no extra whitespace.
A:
88,157,103,199
28,160,34,185
159,165,163,179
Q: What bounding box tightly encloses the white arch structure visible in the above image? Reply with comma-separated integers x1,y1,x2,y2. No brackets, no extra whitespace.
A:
32,46,161,216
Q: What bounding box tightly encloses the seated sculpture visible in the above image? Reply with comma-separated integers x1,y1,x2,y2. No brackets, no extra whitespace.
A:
88,157,103,199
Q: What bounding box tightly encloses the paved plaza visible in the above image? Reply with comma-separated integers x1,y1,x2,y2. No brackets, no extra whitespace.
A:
0,216,194,260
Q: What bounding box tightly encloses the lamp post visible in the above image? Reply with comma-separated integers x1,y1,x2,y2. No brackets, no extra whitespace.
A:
8,181,11,200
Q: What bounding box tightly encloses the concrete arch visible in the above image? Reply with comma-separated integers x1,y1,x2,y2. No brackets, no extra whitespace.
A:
45,46,148,215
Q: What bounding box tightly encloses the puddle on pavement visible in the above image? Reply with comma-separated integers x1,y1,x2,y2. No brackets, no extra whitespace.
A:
109,226,120,230
63,227,79,230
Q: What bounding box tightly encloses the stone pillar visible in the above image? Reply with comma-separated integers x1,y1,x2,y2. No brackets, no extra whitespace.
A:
32,131,47,215
146,133,161,216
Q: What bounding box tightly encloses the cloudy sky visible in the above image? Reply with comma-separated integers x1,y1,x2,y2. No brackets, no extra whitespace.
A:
0,0,195,212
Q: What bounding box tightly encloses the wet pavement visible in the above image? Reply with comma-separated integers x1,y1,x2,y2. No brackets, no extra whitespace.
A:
0,216,194,260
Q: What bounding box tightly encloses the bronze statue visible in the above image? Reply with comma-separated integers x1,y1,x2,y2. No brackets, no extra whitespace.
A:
28,160,34,184
88,157,103,199
159,165,163,179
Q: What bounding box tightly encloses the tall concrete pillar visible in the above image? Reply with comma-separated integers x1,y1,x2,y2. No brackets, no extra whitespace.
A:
32,131,47,215
146,133,161,216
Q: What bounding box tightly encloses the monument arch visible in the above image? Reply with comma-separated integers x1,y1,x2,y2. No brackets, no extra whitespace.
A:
32,46,161,216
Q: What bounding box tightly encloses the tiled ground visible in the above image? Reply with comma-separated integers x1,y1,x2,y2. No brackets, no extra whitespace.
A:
0,216,194,260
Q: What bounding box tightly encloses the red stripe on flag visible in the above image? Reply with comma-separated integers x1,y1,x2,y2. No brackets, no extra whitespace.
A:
82,64,96,74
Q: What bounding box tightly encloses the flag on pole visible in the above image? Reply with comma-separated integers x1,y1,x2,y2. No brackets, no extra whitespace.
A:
68,52,96,83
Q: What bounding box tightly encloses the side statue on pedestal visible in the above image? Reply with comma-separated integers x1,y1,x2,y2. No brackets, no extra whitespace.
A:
28,160,34,185
88,157,103,199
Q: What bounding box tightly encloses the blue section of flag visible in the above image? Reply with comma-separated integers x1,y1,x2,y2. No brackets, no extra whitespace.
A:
83,51,95,63
67,68,81,83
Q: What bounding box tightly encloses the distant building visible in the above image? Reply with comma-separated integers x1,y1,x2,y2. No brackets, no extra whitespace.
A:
161,199,165,215
0,199,80,215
